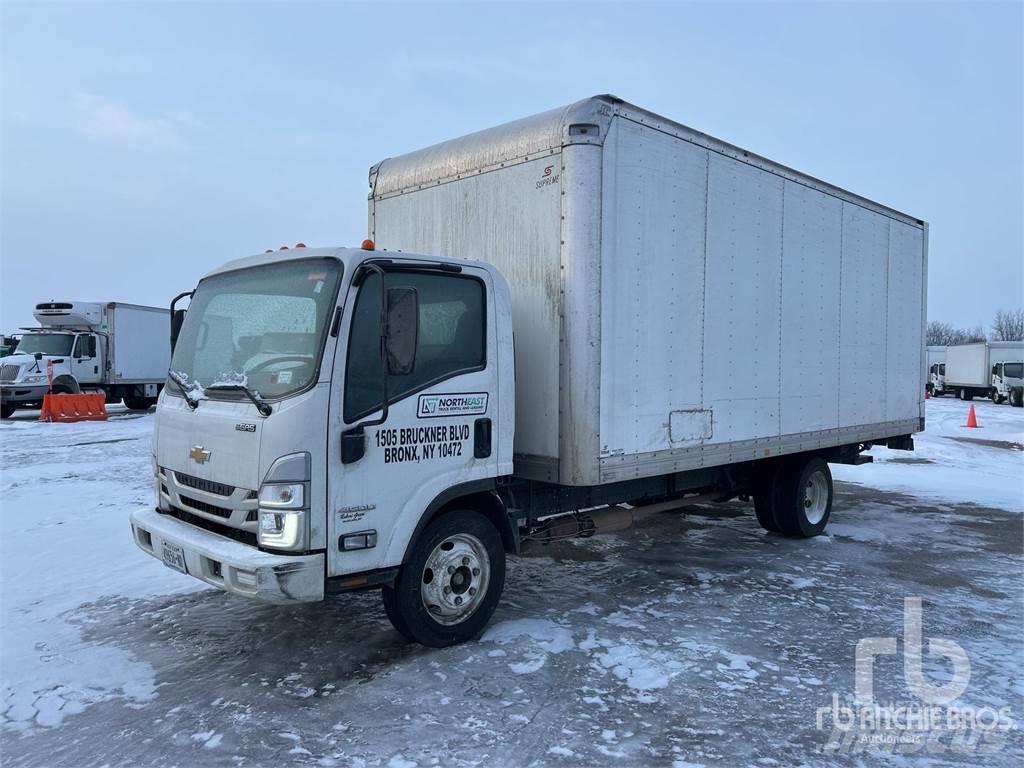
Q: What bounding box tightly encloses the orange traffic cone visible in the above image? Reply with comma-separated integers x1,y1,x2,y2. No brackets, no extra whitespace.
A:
965,404,978,429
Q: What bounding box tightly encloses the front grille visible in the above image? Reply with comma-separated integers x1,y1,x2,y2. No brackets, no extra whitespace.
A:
180,495,232,519
173,471,235,497
164,507,258,547
0,364,22,383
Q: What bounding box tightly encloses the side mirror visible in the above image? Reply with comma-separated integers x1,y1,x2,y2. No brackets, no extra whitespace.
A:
170,309,187,352
34,352,42,361
384,287,418,376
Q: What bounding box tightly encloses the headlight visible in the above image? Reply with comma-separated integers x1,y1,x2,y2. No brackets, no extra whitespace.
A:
258,509,305,549
258,482,304,509
22,375,46,384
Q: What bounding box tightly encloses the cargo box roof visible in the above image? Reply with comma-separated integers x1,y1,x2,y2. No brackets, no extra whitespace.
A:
370,94,923,228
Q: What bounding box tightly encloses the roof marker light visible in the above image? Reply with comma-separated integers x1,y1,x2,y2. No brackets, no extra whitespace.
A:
361,239,375,250
279,246,289,250
295,242,306,248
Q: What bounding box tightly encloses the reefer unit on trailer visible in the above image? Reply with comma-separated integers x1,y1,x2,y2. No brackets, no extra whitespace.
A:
369,95,928,486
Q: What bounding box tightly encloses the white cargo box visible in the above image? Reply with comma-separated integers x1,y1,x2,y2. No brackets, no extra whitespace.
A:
946,341,1024,388
107,303,171,383
370,95,927,485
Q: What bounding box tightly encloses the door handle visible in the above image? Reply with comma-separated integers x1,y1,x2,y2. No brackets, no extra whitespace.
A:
474,418,492,459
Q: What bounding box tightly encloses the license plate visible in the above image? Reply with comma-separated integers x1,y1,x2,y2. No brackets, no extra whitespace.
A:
161,542,187,574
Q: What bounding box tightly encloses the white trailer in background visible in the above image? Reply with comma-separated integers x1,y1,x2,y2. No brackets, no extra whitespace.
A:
0,301,170,418
945,341,1024,404
926,345,947,396
131,95,928,647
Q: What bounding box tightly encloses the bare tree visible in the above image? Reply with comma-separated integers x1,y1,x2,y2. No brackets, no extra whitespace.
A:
991,308,1024,341
927,321,987,346
926,320,957,346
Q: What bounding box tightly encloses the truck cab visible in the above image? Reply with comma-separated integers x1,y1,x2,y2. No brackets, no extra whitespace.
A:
0,329,99,417
991,360,1024,406
131,245,516,645
928,362,946,396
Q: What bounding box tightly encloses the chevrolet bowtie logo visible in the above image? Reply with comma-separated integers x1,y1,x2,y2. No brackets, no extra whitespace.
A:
190,445,211,463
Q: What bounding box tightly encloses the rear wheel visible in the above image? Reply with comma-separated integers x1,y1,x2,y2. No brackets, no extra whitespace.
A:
381,509,505,647
771,456,833,538
959,388,973,401
752,465,781,533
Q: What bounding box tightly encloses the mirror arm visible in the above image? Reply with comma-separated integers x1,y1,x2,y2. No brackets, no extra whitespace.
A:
356,263,390,430
342,264,389,464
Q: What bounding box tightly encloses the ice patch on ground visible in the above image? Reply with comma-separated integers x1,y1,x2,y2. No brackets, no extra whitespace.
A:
480,618,574,653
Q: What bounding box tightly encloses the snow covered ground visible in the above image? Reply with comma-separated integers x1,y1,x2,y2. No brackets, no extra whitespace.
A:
1,397,1021,766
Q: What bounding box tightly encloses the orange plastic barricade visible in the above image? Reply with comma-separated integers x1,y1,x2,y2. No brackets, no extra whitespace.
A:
39,393,108,423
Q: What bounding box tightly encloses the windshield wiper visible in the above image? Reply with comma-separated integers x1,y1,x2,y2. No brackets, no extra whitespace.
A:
205,382,272,417
167,371,199,411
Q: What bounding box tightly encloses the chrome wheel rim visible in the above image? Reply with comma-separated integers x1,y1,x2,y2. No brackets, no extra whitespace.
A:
803,469,829,525
420,533,490,625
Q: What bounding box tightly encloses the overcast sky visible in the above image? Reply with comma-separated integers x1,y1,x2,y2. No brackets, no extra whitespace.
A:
2,1,1021,332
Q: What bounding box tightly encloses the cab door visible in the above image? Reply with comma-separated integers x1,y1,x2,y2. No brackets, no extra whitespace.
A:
71,334,100,384
326,264,499,578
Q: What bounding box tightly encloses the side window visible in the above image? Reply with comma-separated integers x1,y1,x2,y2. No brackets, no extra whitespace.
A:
939,364,945,375
344,270,486,422
74,335,96,358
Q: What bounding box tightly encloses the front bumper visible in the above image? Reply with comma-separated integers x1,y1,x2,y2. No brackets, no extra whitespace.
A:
0,384,47,405
130,507,325,603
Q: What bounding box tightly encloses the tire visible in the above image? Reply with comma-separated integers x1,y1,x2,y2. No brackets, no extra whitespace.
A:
0,403,15,419
123,396,155,411
381,509,505,647
959,388,973,402
1011,388,1024,408
771,456,833,538
991,389,1002,404
752,465,781,533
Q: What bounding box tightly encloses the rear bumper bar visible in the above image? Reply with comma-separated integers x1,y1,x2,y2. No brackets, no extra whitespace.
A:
130,507,324,603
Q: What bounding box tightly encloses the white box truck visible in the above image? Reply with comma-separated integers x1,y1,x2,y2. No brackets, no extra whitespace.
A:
0,301,170,418
926,345,947,396
944,341,1024,404
130,96,927,647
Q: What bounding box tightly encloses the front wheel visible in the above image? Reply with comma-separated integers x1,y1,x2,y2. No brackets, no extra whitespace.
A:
382,509,506,647
0,403,16,419
991,389,1004,405
1010,388,1024,408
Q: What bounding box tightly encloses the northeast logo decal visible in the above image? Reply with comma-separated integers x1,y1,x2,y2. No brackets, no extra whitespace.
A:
417,393,488,418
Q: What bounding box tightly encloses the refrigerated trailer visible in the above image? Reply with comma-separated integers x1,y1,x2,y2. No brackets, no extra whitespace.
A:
131,96,927,646
944,341,1024,403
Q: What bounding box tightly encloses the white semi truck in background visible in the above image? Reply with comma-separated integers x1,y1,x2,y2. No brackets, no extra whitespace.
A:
944,341,1024,405
0,301,170,419
130,96,927,647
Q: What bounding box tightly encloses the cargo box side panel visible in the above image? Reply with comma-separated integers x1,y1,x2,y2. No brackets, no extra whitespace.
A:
372,157,563,469
110,306,171,382
838,205,890,426
780,181,842,434
703,154,784,445
886,221,925,420
598,118,709,460
945,343,990,388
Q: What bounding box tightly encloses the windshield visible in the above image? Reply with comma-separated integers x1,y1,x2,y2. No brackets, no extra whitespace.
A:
1002,362,1023,379
169,258,342,400
14,333,73,356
